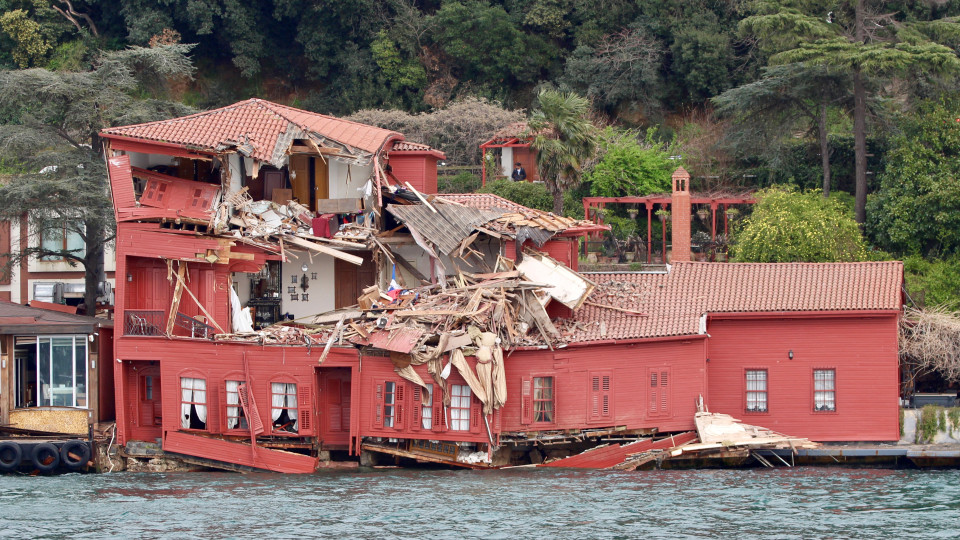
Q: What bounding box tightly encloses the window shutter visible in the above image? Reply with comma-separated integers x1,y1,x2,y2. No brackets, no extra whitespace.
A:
395,383,405,429
649,369,659,416
411,386,421,432
206,384,219,433
589,375,600,421
220,381,227,431
374,382,384,428
521,377,532,425
589,373,613,422
432,404,443,432
298,385,313,435
602,375,611,419
659,369,670,413
470,395,482,434
127,368,139,426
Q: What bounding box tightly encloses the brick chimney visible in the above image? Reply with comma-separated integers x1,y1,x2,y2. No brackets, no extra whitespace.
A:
671,167,691,262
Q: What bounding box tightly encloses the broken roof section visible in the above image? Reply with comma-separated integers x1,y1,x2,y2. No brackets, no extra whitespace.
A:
101,98,402,167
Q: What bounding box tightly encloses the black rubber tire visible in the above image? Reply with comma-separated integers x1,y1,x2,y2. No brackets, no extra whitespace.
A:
0,441,22,472
59,440,91,470
30,443,60,473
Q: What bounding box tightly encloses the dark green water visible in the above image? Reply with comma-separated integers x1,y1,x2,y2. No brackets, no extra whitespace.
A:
1,468,958,538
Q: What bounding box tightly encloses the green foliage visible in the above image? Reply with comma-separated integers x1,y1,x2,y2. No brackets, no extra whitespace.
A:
585,127,674,198
915,405,947,444
0,9,52,67
902,255,960,310
478,179,583,218
437,171,481,194
370,30,426,93
731,186,868,262
868,101,960,257
899,407,905,438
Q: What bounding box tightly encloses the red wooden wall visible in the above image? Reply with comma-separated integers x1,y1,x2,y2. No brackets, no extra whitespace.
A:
503,237,579,271
705,314,900,441
389,155,439,195
498,339,707,434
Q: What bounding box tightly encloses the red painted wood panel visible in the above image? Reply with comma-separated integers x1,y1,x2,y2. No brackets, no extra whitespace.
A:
539,431,698,468
164,431,317,473
706,315,900,441
107,155,138,220
389,155,438,194
0,220,10,285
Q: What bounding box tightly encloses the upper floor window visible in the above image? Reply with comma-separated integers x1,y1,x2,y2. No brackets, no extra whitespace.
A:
40,226,85,261
745,370,768,412
180,377,207,430
814,369,836,412
271,382,298,433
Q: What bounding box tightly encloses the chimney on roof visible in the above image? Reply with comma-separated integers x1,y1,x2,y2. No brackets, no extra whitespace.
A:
671,167,691,262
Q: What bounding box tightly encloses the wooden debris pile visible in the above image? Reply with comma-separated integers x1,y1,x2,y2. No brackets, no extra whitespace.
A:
216,187,370,265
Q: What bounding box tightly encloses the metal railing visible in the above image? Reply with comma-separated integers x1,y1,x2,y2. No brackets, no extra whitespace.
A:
174,312,215,339
124,310,164,336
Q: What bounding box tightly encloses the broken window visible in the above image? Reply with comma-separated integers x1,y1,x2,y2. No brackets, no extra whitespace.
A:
13,336,87,408
450,384,472,431
180,377,207,430
533,377,554,423
814,369,836,412
745,370,768,412
271,382,299,433
225,379,248,430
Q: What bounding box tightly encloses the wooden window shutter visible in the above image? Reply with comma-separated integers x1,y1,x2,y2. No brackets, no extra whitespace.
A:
395,382,405,429
411,386,421,432
432,403,443,432
374,382,384,428
205,384,219,433
470,395,482,434
602,375,611,418
521,378,533,425
660,370,669,413
220,381,227,430
298,385,313,435
127,368,139,426
589,373,613,422
649,369,659,416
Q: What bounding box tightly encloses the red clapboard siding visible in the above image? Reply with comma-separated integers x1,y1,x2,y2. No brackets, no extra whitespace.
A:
164,431,316,473
706,315,900,441
388,155,438,195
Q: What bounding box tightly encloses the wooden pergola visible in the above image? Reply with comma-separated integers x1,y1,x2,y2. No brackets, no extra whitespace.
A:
583,194,756,263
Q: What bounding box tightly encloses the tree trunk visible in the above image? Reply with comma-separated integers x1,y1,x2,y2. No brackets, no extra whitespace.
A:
82,220,105,317
818,100,831,198
853,0,867,224
552,186,564,215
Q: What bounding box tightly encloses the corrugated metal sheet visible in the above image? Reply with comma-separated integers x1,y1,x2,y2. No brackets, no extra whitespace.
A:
387,203,502,255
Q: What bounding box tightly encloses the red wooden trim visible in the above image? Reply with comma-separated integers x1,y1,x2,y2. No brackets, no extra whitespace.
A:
104,134,215,159
164,431,316,473
708,310,900,321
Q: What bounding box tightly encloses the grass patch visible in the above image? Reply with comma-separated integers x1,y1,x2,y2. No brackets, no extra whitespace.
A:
916,405,944,444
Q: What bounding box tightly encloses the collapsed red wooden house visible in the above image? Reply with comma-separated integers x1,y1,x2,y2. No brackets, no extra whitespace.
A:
102,100,903,472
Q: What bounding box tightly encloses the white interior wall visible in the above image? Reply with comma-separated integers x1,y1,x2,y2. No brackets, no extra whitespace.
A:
279,252,336,320
327,160,373,200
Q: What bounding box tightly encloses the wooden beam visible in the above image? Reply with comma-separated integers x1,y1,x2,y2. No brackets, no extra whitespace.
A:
283,235,364,266
166,263,186,336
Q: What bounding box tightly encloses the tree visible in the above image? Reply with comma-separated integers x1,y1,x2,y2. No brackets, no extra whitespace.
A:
712,64,852,196
866,100,960,257
740,0,960,224
0,44,196,315
585,127,674,198
731,186,868,262
528,89,598,215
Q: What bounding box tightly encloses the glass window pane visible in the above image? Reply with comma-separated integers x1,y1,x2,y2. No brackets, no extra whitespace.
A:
38,338,51,406
75,339,86,407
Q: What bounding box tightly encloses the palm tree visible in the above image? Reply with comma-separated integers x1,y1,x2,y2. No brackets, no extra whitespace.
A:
528,90,598,215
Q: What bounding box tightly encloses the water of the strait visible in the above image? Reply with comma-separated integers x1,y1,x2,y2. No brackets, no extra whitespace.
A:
1,467,958,539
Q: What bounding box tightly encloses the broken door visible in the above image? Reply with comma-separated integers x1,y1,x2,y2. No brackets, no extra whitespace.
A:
318,367,352,449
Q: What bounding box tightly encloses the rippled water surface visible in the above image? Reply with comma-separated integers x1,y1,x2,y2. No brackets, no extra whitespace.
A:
1,468,959,538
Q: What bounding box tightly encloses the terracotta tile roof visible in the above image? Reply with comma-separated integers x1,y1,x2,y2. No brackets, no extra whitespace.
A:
440,193,528,213
102,98,401,163
557,261,903,344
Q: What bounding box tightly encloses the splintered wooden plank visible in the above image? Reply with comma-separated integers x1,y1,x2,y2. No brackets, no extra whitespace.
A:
284,235,364,266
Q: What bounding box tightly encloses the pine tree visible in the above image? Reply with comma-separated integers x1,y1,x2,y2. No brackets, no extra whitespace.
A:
740,0,960,223
0,44,195,314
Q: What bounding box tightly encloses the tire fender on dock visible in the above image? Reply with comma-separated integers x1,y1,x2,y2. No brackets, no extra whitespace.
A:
60,440,91,470
0,442,22,472
31,443,60,473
